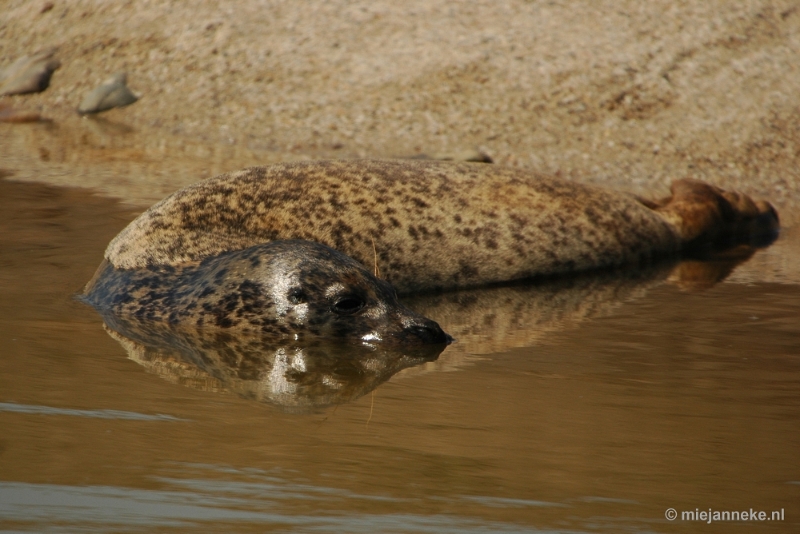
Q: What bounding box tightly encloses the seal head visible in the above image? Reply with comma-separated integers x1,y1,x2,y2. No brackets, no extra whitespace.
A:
84,240,450,345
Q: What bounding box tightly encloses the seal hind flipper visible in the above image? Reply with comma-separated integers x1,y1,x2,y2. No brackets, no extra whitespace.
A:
647,179,779,254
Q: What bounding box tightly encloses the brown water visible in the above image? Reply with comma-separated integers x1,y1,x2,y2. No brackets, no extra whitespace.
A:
1,123,799,533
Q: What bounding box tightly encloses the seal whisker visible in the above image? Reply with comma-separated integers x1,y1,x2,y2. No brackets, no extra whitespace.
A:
371,237,381,279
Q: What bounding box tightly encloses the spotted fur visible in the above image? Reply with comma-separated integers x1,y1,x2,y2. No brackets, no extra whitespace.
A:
105,159,777,293
85,240,449,344
88,160,778,343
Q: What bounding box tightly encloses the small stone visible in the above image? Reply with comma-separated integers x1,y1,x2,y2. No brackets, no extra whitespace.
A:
0,47,61,96
0,103,45,123
409,149,493,163
77,72,139,115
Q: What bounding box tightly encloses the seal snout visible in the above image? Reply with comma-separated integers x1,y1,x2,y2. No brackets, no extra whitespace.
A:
398,317,452,345
409,322,453,345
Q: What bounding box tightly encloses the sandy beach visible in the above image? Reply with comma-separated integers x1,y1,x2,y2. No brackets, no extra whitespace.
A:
1,0,798,216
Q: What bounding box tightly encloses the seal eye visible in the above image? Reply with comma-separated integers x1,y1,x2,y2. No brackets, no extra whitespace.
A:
332,296,365,315
288,289,306,305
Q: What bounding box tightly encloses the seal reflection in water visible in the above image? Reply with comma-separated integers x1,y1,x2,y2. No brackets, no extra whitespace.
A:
83,159,779,345
100,314,445,412
94,256,760,411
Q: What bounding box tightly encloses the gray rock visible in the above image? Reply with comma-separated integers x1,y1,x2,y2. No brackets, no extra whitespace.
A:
78,72,139,114
0,47,61,96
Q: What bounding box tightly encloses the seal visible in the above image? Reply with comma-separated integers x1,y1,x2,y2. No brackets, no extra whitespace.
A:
84,239,450,345
103,159,778,290
85,159,778,343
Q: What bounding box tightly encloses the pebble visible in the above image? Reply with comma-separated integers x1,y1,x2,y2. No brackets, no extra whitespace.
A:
77,72,139,114
0,103,46,123
0,47,61,96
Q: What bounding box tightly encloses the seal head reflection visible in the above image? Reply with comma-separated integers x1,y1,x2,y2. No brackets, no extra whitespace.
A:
99,313,445,412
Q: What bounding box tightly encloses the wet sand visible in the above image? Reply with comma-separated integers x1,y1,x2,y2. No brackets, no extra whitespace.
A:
1,0,798,213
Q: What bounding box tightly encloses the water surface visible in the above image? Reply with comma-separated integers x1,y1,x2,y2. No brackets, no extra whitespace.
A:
1,123,798,533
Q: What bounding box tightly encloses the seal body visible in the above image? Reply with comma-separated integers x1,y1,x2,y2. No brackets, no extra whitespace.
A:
88,159,778,343
84,240,449,344
105,160,689,293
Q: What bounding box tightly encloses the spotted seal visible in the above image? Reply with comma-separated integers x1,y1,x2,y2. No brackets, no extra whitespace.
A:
84,159,778,343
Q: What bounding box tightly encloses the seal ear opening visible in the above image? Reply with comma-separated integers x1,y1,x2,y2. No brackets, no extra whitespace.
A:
287,288,306,305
